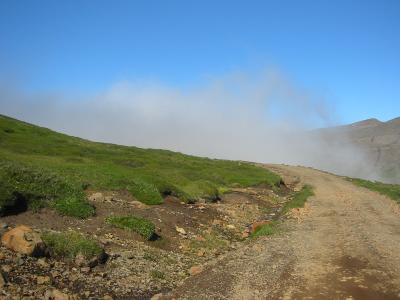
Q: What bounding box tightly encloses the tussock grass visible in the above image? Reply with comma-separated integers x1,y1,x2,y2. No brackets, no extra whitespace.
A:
0,114,281,209
283,185,314,213
0,161,94,218
347,178,400,203
42,231,103,259
106,215,156,240
252,186,314,238
251,222,279,238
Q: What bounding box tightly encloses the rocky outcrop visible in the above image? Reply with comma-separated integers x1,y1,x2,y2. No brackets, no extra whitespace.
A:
1,225,46,256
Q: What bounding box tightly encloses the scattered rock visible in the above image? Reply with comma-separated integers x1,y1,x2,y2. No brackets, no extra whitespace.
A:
197,249,205,257
212,219,223,226
0,272,6,288
1,225,47,256
37,258,49,268
120,251,135,260
81,267,91,274
131,200,147,209
74,253,86,267
75,250,107,268
175,226,186,235
37,275,51,285
43,289,78,300
188,265,203,276
1,265,11,273
226,224,236,230
104,196,114,202
150,293,172,300
88,192,105,202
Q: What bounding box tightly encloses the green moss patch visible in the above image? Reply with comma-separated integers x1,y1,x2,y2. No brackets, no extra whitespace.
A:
283,185,314,213
106,215,156,240
251,222,279,238
42,231,103,259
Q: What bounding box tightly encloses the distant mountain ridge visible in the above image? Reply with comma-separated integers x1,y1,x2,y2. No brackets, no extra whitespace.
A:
325,117,400,183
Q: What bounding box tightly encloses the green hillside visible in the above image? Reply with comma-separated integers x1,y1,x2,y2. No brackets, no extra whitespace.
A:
0,115,281,217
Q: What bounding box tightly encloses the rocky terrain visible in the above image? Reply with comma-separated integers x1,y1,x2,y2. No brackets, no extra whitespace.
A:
173,165,400,299
0,182,298,299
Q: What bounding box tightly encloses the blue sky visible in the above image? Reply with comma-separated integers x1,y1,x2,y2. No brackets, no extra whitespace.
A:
0,0,399,124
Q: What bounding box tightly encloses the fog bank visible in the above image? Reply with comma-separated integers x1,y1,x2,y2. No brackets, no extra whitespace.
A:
0,70,381,181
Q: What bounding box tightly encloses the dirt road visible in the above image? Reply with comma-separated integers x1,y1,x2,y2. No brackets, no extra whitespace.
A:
173,165,400,299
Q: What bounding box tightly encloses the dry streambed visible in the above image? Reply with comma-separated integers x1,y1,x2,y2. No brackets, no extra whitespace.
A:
0,182,297,299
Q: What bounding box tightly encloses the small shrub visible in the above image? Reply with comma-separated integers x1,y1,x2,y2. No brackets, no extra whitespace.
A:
106,215,156,240
42,231,103,259
128,180,163,205
52,195,95,218
182,180,219,202
150,270,165,280
283,185,314,213
0,161,93,218
143,252,158,261
251,222,278,238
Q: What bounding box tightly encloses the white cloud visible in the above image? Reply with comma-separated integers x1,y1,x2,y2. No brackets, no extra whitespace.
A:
0,69,380,180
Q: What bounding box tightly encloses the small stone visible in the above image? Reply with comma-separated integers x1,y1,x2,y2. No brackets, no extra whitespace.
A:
121,251,135,260
74,253,86,267
226,224,236,230
189,265,203,276
242,231,250,238
88,192,104,202
197,249,205,257
0,272,6,288
37,275,51,285
150,293,172,300
37,258,49,268
212,219,223,226
43,289,78,300
2,265,11,273
80,267,91,274
175,226,186,235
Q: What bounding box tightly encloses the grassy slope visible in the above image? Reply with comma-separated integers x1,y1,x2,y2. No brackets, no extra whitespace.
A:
347,178,400,203
0,115,281,213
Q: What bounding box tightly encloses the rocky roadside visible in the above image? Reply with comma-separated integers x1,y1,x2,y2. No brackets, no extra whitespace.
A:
0,184,297,299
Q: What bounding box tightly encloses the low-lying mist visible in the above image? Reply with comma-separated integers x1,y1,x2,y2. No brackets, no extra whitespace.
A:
0,70,382,181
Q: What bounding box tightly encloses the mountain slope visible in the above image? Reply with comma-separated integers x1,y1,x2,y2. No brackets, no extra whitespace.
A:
321,117,400,183
0,114,281,214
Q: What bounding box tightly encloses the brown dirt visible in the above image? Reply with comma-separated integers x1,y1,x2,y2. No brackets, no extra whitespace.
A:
1,184,284,299
173,165,400,299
